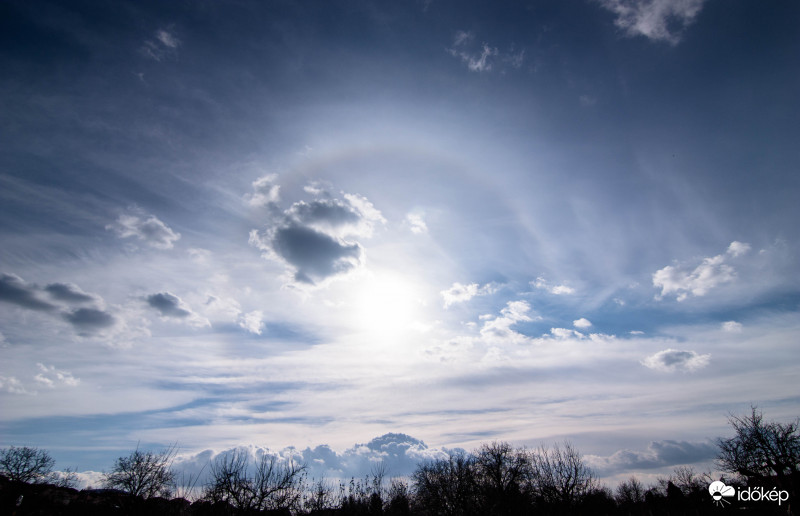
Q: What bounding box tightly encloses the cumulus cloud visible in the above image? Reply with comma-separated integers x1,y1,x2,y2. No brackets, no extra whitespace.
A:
480,300,536,343
0,273,119,336
652,241,750,301
238,310,265,335
573,318,592,329
108,210,181,249
532,277,575,295
249,183,385,286
44,283,97,304
441,282,496,308
721,320,742,333
596,0,707,45
141,28,181,61
146,292,208,327
63,308,117,335
245,174,281,207
0,273,58,312
173,433,451,482
587,440,717,475
641,348,710,372
549,327,585,340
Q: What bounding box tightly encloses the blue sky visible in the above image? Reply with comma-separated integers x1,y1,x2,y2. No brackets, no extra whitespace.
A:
1,0,799,486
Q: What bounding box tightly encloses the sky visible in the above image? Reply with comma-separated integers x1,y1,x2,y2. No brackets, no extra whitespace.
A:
1,0,799,488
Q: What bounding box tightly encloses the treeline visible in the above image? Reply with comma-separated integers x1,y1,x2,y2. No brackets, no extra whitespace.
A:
1,407,798,515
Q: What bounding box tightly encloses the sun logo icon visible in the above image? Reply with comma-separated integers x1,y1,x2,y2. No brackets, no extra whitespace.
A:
708,481,736,507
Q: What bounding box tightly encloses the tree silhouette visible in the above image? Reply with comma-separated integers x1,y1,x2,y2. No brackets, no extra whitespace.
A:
205,448,306,513
102,443,177,499
0,446,55,484
716,405,799,499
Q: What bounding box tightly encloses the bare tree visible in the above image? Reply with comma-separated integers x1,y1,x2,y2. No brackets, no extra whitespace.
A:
615,476,645,505
102,443,177,499
412,451,480,516
716,406,799,496
528,441,597,509
304,477,337,513
0,446,55,484
205,448,306,513
473,441,531,515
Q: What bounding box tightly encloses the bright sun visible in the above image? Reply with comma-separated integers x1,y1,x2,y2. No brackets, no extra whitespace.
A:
348,270,428,340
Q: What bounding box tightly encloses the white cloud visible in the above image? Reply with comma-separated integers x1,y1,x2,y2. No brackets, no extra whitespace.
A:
238,310,265,335
141,28,181,61
245,174,281,206
440,282,496,308
550,327,585,340
721,320,742,333
652,241,750,301
533,277,575,295
447,31,523,73
641,348,710,372
405,212,428,234
480,300,535,343
108,210,181,249
173,433,452,483
596,0,707,45
34,363,80,388
0,375,28,394
573,318,592,329
727,240,751,258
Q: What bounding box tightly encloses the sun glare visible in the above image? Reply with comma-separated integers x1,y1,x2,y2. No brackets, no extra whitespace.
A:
348,270,428,341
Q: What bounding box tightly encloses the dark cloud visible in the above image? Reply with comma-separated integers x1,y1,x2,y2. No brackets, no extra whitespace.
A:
641,349,710,372
146,292,192,318
45,283,96,304
271,224,363,284
288,199,362,230
249,185,384,286
590,440,718,475
62,308,117,334
0,273,58,312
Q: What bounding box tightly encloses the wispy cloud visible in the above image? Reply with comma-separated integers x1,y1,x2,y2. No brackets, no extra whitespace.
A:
596,0,707,45
447,31,524,73
652,241,750,301
107,209,181,250
34,363,80,388
141,28,181,61
405,212,428,234
533,277,575,295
